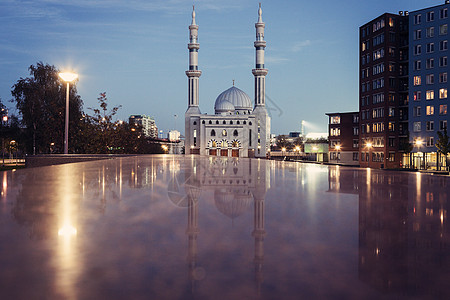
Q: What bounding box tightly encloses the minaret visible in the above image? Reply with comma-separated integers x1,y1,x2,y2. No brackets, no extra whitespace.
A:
252,3,271,158
252,3,268,108
186,5,202,114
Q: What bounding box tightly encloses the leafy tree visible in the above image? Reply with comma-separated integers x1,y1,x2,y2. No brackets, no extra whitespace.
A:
436,128,450,170
399,133,414,168
11,62,83,154
275,135,293,150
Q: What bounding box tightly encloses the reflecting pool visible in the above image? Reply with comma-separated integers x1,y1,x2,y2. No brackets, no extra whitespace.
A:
1,155,449,299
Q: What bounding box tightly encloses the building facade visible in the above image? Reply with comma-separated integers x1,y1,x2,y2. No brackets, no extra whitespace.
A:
184,5,271,158
326,112,360,165
359,12,410,169
409,1,449,169
129,115,158,138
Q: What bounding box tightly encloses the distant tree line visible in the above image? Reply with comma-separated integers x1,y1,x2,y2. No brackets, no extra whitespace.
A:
4,62,164,155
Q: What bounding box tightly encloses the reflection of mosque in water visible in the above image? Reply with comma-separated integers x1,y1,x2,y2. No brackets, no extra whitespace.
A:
329,168,450,298
167,157,270,295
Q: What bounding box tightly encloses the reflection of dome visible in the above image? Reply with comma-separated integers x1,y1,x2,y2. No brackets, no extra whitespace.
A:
214,188,253,219
167,176,188,207
167,171,201,207
214,100,235,114
214,86,252,114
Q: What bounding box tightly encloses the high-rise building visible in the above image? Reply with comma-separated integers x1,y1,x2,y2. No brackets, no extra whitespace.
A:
359,12,409,168
409,1,449,169
129,115,158,138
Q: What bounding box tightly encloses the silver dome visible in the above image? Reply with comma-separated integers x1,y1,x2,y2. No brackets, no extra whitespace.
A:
214,100,235,114
214,86,252,114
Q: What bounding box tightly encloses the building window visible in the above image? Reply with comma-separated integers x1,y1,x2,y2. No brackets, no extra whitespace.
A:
373,49,385,60
388,152,395,162
330,128,341,136
440,104,448,115
426,42,435,53
222,129,227,136
353,152,359,161
440,56,448,67
330,116,340,124
427,27,435,37
427,11,435,22
353,127,359,135
389,107,395,117
414,29,422,40
414,14,422,25
414,122,422,132
440,120,448,130
440,40,448,51
211,129,216,136
440,72,448,83
440,24,448,35
440,88,448,99
233,130,238,137
426,136,434,147
353,139,359,148
389,122,395,132
414,60,422,70
426,58,435,69
193,129,197,146
414,91,422,101
414,106,421,117
426,74,435,84
426,90,435,100
441,8,448,19
193,121,197,125
426,105,435,115
414,76,422,86
426,121,435,131
216,120,219,124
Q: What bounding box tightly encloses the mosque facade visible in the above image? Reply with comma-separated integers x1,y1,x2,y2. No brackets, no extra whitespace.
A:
184,5,271,158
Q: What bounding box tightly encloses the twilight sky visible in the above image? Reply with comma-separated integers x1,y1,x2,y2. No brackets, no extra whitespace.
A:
0,0,437,135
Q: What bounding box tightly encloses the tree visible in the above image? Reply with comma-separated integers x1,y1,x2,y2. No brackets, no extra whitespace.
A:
11,62,84,154
399,133,414,168
275,135,293,150
436,128,450,171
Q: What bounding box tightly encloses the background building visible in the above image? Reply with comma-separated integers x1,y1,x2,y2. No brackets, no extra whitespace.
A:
326,112,360,165
129,115,158,138
409,1,449,169
359,12,410,169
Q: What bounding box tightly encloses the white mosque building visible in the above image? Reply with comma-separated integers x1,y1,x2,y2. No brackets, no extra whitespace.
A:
184,4,271,158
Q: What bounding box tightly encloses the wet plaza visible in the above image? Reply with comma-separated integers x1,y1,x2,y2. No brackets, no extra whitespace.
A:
1,155,450,299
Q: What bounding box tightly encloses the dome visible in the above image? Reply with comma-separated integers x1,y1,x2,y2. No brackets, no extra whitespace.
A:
214,86,252,114
214,100,235,114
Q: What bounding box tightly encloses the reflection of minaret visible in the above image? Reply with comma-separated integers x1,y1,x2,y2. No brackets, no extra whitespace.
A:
251,160,267,296
186,190,200,292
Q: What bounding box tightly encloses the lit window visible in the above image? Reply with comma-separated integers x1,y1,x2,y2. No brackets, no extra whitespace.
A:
440,88,448,99
222,129,227,136
440,104,448,115
330,116,340,124
426,105,435,115
414,76,422,86
426,90,435,100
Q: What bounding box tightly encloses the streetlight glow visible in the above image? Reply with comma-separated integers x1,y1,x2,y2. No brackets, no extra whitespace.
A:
366,142,372,148
59,72,78,82
335,145,341,151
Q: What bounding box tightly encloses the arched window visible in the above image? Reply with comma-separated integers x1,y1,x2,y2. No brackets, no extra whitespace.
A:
230,121,233,125
243,121,247,125
249,122,252,125
202,120,205,124
211,141,217,147
216,120,219,124
211,129,216,136
193,121,197,125
222,129,227,136
223,120,226,124
233,130,238,137
237,121,240,124
209,120,212,124
232,141,239,147
221,140,228,147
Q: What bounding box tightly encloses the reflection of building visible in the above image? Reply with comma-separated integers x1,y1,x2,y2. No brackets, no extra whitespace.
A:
358,170,450,297
326,112,360,165
184,5,271,158
167,157,270,296
129,115,158,138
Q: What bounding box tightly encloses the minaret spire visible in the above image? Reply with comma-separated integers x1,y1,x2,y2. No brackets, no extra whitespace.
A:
186,5,201,113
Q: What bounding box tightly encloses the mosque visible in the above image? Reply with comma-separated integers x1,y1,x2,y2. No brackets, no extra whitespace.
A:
184,4,271,158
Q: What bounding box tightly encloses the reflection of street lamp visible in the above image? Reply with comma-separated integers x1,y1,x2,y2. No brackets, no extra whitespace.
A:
59,72,78,154
162,145,168,153
365,142,372,167
295,146,300,161
281,147,286,160
335,145,341,164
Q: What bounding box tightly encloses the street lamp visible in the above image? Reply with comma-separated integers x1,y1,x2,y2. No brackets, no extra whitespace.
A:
414,139,424,169
295,146,300,161
59,72,78,154
335,145,341,165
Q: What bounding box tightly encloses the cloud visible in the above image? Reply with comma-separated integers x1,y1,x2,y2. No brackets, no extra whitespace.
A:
292,40,312,52
265,56,289,64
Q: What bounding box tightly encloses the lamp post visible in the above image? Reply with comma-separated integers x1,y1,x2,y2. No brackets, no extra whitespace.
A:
335,145,341,165
366,142,372,168
59,72,78,154
281,147,286,160
295,146,300,161
414,139,423,169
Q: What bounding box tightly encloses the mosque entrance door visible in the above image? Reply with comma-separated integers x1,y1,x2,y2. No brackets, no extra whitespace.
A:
232,149,239,157
220,149,228,156
209,149,217,156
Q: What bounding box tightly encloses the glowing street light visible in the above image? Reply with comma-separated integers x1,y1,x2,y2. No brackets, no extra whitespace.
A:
335,144,341,164
59,72,78,154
